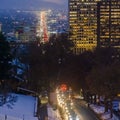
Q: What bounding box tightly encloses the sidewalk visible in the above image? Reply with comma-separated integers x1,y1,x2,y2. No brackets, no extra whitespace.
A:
90,104,119,120
77,99,119,120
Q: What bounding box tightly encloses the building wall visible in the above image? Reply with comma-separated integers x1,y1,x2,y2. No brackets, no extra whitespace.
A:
97,0,120,49
69,0,99,54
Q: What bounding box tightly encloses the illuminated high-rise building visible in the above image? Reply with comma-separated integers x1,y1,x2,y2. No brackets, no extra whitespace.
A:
97,0,120,49
69,0,99,54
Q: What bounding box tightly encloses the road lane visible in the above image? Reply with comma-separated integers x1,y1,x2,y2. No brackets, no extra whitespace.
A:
74,99,100,120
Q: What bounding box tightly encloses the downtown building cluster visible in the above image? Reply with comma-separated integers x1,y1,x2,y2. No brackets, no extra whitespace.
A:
69,0,120,54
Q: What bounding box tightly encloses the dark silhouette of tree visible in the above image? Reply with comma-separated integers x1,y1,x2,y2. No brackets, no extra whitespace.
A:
44,33,74,89
20,33,74,93
0,32,13,104
86,63,120,117
93,47,118,67
21,43,45,92
63,51,94,94
66,47,120,108
0,32,12,80
83,47,120,118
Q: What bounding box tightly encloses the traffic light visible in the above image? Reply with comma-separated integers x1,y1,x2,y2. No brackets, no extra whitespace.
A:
60,84,67,92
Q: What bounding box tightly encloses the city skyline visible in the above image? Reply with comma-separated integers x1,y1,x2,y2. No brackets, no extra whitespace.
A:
0,0,68,10
0,0,120,120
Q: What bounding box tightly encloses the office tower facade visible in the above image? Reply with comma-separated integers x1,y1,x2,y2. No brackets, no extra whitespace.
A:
97,0,120,49
69,0,99,54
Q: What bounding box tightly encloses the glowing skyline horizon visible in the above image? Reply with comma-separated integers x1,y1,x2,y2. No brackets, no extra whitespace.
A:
0,0,68,10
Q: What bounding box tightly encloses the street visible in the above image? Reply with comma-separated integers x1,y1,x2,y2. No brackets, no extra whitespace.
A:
74,99,100,120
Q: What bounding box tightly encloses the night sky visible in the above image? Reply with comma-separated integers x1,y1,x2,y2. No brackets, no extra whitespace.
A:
0,0,68,10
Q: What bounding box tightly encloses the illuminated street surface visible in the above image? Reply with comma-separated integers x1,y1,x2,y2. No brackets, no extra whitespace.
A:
40,11,49,43
57,87,79,120
56,87,100,120
37,11,49,43
74,99,100,120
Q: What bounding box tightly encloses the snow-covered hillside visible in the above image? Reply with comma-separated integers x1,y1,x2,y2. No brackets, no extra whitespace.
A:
0,93,38,120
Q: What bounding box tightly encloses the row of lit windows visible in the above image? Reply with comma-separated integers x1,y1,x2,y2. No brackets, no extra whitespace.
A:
75,40,96,44
69,11,77,14
70,5,77,8
69,0,120,53
69,14,77,17
100,12,120,14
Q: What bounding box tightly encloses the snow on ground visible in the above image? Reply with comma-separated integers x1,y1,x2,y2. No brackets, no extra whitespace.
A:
0,93,38,120
90,104,119,120
47,104,62,120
